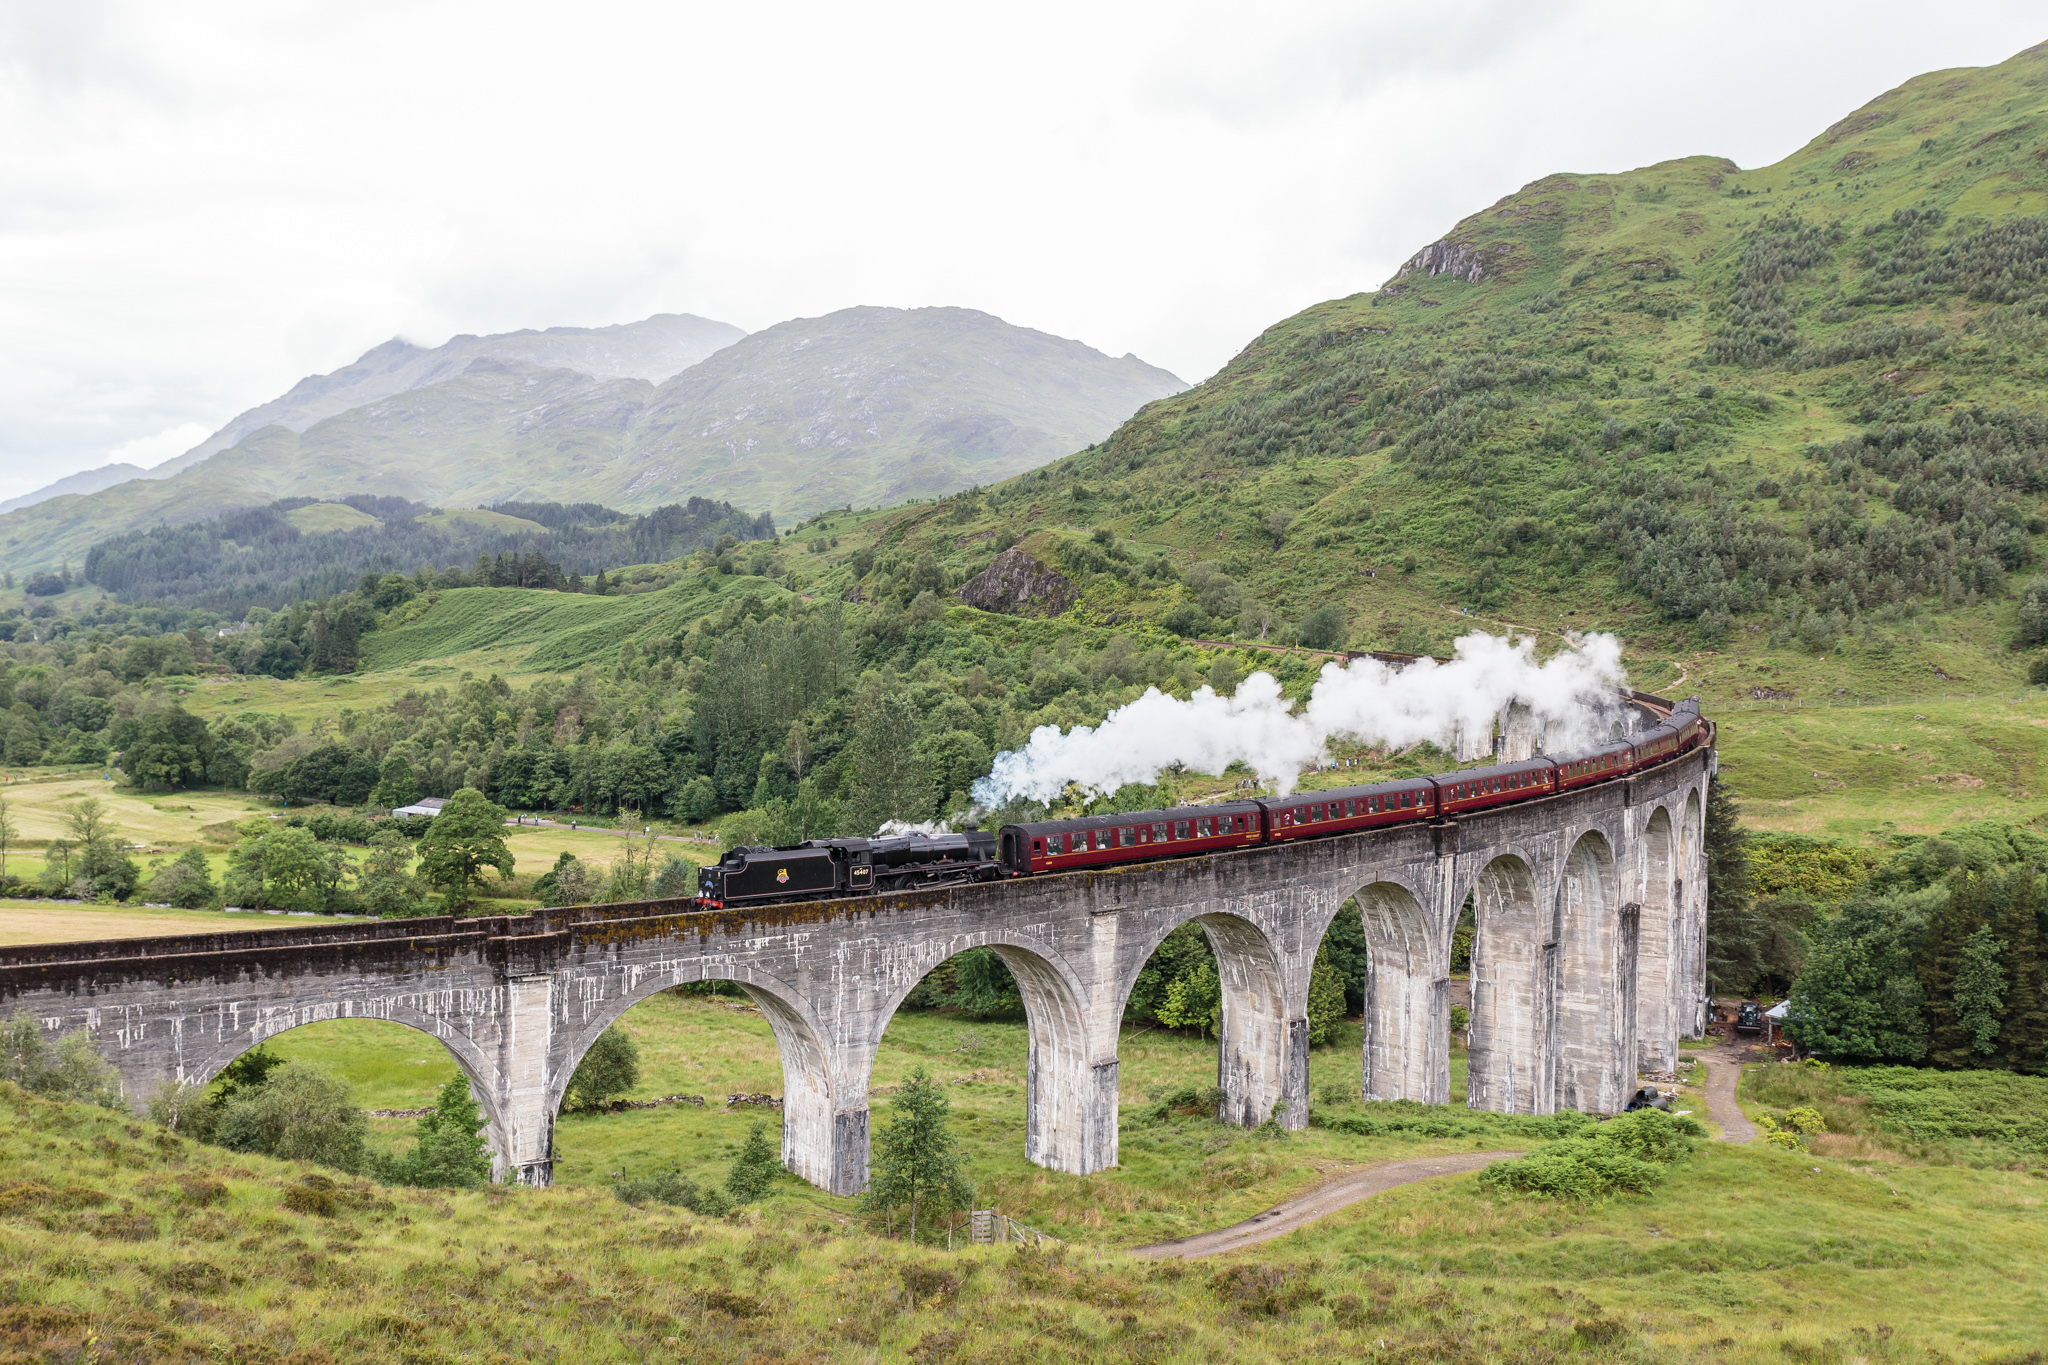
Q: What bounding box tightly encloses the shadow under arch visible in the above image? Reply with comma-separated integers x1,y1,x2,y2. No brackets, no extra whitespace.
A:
1465,853,1552,1114
175,1004,508,1177
1115,911,1294,1131
551,963,846,1193
1636,806,1679,1072
1350,879,1447,1105
872,933,1108,1177
1557,829,1632,1115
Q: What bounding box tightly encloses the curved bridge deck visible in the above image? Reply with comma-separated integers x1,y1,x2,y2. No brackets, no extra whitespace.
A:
0,743,1712,1195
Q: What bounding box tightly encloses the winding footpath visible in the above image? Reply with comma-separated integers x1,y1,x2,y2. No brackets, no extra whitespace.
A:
1129,1151,1524,1260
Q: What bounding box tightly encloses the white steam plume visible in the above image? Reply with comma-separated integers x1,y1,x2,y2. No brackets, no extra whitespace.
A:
971,632,1629,807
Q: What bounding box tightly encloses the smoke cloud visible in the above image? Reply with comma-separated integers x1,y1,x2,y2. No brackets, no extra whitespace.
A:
971,632,1629,807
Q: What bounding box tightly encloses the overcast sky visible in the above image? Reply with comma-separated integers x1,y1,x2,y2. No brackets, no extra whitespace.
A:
1,2,2043,502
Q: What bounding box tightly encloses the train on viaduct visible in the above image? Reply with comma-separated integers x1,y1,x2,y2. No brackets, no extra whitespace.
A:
0,695,1712,1196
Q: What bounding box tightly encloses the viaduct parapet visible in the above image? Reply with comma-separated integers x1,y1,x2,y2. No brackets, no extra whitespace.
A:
0,745,1710,1195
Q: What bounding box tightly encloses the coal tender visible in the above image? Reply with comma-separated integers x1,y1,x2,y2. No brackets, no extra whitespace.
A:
695,831,1000,908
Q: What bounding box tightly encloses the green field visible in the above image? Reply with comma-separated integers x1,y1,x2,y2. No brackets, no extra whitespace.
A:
2,1017,2044,1360
283,502,383,534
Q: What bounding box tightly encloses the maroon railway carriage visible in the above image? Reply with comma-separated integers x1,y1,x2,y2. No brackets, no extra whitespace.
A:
1429,756,1557,818
1549,740,1635,792
1260,776,1437,842
998,800,1264,876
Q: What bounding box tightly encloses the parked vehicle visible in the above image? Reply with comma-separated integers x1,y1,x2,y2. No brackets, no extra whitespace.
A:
1735,1000,1764,1036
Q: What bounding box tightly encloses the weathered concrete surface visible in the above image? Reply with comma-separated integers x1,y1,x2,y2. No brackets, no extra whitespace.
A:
0,745,1709,1196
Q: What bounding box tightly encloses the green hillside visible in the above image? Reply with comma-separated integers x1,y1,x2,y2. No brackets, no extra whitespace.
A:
814,41,2048,711
363,574,794,673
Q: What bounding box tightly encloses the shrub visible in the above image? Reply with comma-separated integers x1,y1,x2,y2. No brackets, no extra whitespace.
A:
613,1169,733,1217
565,1027,640,1111
1478,1137,1666,1201
724,1121,782,1204
1479,1108,1700,1201
0,1014,123,1109
216,1064,367,1174
146,1078,217,1142
281,1183,338,1216
1593,1108,1704,1163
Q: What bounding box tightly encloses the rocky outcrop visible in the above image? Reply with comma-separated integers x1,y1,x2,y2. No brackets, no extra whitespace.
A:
1389,236,1520,288
957,547,1077,617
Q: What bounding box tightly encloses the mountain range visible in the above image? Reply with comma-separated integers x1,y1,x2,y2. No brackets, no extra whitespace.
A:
1,306,1183,573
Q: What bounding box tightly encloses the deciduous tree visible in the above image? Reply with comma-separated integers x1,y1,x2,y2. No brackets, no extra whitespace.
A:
415,787,513,911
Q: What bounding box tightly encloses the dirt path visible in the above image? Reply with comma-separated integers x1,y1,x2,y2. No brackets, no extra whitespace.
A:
1697,1046,1757,1143
1129,1151,1523,1260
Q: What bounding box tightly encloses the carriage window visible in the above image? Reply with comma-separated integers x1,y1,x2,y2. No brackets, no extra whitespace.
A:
1174,821,1190,839
1401,792,1412,808
1152,823,1169,841
1033,839,1044,853
1310,804,1323,822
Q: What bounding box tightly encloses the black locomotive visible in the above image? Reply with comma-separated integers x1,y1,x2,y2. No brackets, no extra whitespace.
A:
696,830,999,909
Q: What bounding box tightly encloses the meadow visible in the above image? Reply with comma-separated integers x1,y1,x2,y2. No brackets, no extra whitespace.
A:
0,1034,2043,1361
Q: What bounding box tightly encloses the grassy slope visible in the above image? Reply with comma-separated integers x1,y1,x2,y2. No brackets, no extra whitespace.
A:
3,1011,2044,1360
282,503,383,534
359,572,795,672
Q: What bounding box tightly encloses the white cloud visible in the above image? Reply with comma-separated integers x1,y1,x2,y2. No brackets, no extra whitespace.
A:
107,421,209,469
0,1,2042,498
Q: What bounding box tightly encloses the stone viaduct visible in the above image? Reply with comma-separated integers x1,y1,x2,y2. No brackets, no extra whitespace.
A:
0,735,1711,1196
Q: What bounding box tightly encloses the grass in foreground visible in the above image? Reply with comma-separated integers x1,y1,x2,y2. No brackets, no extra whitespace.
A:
5,1071,2046,1361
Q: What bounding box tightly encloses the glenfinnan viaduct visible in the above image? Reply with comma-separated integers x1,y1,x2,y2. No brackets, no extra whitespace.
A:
0,713,1711,1195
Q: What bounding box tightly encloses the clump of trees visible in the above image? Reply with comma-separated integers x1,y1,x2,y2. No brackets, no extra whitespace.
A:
1708,807,2048,1074
150,1043,493,1189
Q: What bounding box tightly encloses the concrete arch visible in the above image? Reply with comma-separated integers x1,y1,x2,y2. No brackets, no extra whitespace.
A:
874,933,1109,1177
1635,806,1679,1072
1351,880,1447,1105
554,963,846,1192
173,1004,510,1178
1114,906,1303,1131
1465,853,1552,1114
1557,830,1632,1114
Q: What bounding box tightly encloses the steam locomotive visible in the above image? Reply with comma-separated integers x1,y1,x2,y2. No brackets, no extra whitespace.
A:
696,701,1707,909
697,831,1000,908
